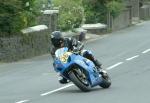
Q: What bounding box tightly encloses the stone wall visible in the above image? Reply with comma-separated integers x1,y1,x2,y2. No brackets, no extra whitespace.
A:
0,9,59,62
131,0,140,18
107,8,132,31
140,4,150,20
38,10,59,33
0,25,50,62
0,26,82,62
124,0,141,23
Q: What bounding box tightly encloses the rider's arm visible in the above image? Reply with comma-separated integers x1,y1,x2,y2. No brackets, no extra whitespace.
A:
50,46,56,59
71,38,84,51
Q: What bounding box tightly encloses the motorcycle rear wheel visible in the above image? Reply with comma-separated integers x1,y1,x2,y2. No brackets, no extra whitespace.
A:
99,72,111,88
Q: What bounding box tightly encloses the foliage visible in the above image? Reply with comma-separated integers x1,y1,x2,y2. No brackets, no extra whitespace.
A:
0,0,38,37
82,0,107,23
82,0,123,24
0,0,124,36
33,0,48,10
53,0,83,31
107,1,123,17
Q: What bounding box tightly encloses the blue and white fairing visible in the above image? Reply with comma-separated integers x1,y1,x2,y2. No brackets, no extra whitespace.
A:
54,47,103,87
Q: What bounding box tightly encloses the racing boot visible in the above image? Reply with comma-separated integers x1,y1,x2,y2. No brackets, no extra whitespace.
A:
84,52,102,70
93,59,102,70
83,52,106,76
93,59,107,77
59,77,70,84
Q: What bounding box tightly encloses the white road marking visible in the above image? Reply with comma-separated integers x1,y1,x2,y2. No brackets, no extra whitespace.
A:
106,62,124,70
15,100,29,103
40,84,74,96
126,55,139,61
142,49,150,54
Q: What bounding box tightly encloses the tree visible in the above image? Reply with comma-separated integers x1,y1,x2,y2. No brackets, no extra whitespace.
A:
53,0,84,31
51,0,124,31
82,0,123,23
33,0,48,10
0,0,38,37
107,0,124,18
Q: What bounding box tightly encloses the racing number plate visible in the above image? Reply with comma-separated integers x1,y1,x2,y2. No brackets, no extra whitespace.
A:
60,52,72,63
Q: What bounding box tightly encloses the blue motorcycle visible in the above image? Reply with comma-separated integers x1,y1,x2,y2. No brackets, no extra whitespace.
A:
53,47,111,92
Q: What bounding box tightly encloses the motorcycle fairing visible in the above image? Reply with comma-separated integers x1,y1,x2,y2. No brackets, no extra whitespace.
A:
54,47,103,87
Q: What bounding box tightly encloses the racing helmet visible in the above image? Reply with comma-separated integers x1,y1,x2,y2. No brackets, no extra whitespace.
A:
51,31,64,48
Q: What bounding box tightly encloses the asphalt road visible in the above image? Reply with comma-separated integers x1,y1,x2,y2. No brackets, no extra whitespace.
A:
0,21,150,103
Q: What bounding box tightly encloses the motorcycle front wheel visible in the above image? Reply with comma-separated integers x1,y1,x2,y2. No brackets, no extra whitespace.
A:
69,67,91,92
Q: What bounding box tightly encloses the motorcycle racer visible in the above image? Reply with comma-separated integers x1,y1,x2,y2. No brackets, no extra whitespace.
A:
50,31,103,84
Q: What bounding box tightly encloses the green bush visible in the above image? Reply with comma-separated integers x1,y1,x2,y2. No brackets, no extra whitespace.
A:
107,1,124,18
0,0,38,37
53,0,83,31
33,0,48,10
51,0,124,31
83,2,107,23
83,0,123,24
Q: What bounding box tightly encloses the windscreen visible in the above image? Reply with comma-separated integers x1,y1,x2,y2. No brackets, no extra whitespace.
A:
55,47,68,58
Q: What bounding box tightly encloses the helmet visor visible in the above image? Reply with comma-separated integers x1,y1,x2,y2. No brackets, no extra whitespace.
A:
51,38,63,48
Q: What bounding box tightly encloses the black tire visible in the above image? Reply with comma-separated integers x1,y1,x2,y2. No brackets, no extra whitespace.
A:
99,73,111,88
69,70,91,92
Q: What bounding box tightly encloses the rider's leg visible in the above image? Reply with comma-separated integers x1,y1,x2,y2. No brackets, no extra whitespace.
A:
54,63,69,84
58,73,70,84
59,77,69,84
81,50,102,69
81,50,107,76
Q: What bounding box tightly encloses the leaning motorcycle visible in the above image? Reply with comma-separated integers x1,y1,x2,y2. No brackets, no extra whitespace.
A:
53,47,111,92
